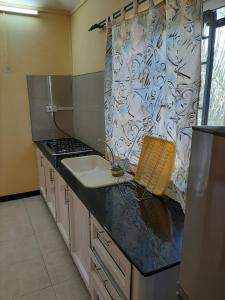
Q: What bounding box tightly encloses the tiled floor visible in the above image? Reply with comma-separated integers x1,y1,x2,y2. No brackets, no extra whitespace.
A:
0,196,91,300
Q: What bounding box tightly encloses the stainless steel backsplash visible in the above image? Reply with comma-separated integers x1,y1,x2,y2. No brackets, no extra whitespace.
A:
27,72,105,153
72,71,105,154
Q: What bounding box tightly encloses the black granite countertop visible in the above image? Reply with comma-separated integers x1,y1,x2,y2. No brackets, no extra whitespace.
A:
36,140,184,277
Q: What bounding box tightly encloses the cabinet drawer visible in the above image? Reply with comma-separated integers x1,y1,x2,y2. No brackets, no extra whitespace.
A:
91,250,124,300
91,216,131,300
91,271,112,300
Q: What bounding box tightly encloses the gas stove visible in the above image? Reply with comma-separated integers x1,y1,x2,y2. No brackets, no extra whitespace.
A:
43,138,93,156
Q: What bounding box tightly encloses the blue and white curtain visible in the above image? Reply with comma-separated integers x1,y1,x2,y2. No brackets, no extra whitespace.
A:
104,0,202,210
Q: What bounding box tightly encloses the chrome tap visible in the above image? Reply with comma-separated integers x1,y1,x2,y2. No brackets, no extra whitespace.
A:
97,139,115,166
103,141,116,167
98,139,124,177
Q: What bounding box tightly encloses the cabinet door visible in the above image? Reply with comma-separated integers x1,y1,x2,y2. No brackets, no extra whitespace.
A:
69,189,90,290
45,160,56,220
36,149,47,200
55,173,70,248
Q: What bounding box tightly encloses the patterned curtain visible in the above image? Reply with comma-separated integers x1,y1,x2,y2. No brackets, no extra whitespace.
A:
104,0,202,210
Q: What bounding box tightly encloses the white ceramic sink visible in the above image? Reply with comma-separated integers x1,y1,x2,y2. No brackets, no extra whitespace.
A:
61,155,133,188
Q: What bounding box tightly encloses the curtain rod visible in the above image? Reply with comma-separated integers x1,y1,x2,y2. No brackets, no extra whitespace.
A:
89,0,150,31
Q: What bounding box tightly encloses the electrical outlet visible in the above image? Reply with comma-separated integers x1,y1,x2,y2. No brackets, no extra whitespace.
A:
46,106,53,113
46,105,57,113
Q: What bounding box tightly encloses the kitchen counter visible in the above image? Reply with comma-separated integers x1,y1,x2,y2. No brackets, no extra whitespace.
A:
36,140,184,277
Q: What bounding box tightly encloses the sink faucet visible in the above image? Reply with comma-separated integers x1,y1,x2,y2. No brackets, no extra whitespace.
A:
98,139,124,177
104,142,116,167
97,139,115,166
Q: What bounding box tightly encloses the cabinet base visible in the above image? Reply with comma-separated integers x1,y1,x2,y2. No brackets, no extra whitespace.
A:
0,190,40,202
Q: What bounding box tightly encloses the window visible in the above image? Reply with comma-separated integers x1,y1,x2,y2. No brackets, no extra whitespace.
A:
199,7,225,125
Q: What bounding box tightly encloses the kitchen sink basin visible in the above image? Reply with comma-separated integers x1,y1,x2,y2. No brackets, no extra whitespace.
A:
61,155,133,188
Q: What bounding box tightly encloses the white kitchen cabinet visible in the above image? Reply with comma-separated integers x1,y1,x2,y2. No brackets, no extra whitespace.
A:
36,148,57,220
69,188,91,290
36,148,47,200
91,216,131,300
36,148,129,299
45,160,57,220
55,172,70,248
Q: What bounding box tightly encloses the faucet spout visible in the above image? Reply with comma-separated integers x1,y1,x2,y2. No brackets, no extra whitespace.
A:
97,139,115,166
103,141,115,167
98,139,124,177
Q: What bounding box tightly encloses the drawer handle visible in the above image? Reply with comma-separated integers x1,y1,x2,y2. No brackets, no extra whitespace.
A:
97,231,112,246
94,264,108,284
64,188,69,205
104,279,109,285
50,169,54,182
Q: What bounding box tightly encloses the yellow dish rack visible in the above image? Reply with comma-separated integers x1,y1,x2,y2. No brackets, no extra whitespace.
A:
134,136,176,196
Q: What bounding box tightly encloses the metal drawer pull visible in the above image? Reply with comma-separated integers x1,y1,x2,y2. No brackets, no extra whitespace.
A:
94,265,119,299
64,187,69,205
91,271,113,300
94,264,108,284
104,279,109,286
97,231,112,246
50,169,54,182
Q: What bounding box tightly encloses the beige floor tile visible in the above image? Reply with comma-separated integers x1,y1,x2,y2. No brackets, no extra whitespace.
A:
43,249,77,285
0,199,24,208
36,227,66,254
0,199,28,224
0,218,34,243
53,276,90,300
27,207,56,234
0,263,15,300
0,234,41,266
14,287,57,300
0,257,51,299
23,196,46,213
0,199,34,243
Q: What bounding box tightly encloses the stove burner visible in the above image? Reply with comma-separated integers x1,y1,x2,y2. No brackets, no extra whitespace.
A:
43,138,93,156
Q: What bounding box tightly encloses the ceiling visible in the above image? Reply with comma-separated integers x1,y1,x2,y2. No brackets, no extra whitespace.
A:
0,0,80,11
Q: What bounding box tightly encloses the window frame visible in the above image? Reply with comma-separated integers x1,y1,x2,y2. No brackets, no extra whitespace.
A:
200,9,225,125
